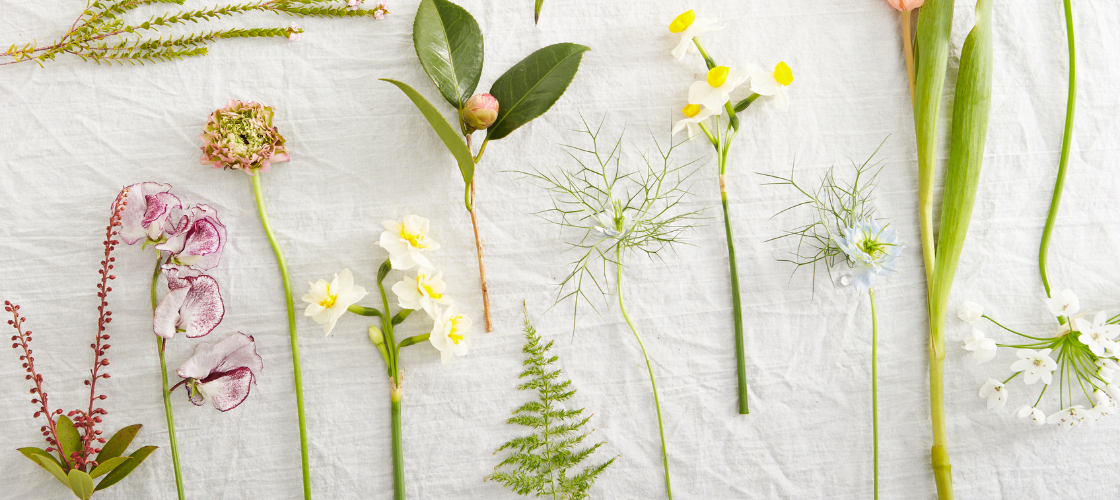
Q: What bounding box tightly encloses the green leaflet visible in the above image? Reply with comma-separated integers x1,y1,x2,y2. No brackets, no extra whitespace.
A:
95,424,142,463
67,469,95,500
89,456,131,479
55,415,82,467
95,445,157,491
413,0,484,109
486,43,590,141
381,78,477,210
31,454,70,486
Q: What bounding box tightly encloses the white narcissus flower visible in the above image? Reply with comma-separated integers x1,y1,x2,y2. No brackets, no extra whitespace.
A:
957,301,984,323
748,61,794,111
301,269,368,336
668,10,721,61
978,379,1008,410
390,268,452,318
962,329,997,363
379,215,440,270
1047,405,1091,429
1045,289,1080,318
429,305,472,364
688,66,749,112
1015,405,1046,426
1075,311,1120,357
1010,348,1057,385
671,104,715,142
1097,359,1119,383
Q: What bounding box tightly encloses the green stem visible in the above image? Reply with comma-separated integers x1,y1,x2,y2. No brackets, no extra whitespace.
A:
391,383,405,500
721,183,748,415
373,260,405,500
250,174,311,500
868,287,879,500
1039,0,1077,297
616,260,673,499
151,255,185,500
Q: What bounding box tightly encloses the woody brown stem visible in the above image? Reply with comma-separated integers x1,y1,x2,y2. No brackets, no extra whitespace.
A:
469,180,493,332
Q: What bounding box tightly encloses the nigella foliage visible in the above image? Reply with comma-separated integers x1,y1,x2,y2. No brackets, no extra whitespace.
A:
1,0,388,67
488,307,614,499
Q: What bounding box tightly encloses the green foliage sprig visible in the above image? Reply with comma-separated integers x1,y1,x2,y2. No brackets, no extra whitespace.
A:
489,305,614,500
1,0,389,67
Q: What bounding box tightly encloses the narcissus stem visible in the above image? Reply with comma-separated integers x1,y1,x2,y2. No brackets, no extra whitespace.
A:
151,255,185,500
250,174,312,500
390,383,405,500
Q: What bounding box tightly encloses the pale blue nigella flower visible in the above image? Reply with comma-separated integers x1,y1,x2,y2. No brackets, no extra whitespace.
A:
832,220,903,292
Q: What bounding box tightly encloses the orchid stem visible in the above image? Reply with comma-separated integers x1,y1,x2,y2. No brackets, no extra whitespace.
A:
151,255,186,500
250,174,312,500
616,260,672,499
868,287,879,500
1040,0,1076,297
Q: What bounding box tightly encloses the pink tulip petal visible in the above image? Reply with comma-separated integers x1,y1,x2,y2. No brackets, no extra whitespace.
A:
199,367,255,412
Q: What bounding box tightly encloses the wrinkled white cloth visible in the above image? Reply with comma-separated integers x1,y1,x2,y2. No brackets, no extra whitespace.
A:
2,0,1120,499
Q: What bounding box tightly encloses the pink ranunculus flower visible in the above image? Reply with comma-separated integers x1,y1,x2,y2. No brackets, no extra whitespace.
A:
886,0,924,11
118,182,182,245
200,100,290,175
157,204,227,270
176,332,263,412
154,264,225,340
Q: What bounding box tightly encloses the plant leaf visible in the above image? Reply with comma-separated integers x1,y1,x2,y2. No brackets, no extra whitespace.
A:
413,0,484,109
95,445,156,491
95,424,141,463
534,0,543,24
89,456,131,479
28,453,70,486
381,78,477,210
486,43,590,141
67,469,95,500
55,415,82,467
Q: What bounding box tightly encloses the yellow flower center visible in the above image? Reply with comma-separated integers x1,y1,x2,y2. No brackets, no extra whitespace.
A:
669,10,696,33
318,284,338,308
398,223,427,249
774,62,794,86
681,104,701,118
421,281,443,300
707,66,730,88
447,315,467,344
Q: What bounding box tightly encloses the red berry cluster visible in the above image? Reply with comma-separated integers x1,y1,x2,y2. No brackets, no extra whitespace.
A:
6,302,64,454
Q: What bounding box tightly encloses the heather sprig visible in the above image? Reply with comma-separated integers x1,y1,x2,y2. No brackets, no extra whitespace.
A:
1,0,389,67
488,305,614,499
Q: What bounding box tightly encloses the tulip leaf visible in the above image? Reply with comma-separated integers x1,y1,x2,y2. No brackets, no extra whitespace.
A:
55,415,82,467
95,445,156,491
67,469,95,500
486,43,590,141
382,78,477,210
27,453,70,486
90,456,131,479
96,424,141,463
413,0,484,110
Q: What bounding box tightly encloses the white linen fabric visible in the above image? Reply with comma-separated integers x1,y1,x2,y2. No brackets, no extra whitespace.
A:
2,1,1120,498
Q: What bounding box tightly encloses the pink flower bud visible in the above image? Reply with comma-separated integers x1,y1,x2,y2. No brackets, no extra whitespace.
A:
886,0,924,11
461,93,499,132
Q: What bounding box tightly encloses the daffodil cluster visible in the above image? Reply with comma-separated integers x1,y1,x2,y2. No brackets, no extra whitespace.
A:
959,289,1120,429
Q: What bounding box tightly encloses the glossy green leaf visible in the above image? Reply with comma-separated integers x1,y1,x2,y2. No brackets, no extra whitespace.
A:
95,445,156,491
534,0,544,24
413,0,484,109
486,43,590,141
90,456,131,479
95,424,141,463
27,453,69,485
382,78,477,210
68,469,95,500
55,415,82,466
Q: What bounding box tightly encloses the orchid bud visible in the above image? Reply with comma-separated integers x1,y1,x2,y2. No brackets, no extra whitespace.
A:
461,93,499,133
886,0,924,11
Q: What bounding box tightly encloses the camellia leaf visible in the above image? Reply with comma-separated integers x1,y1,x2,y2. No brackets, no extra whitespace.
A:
486,43,590,141
67,469,95,500
55,415,82,467
95,424,141,463
89,456,131,479
381,78,477,210
29,454,70,486
413,0,484,110
95,445,157,491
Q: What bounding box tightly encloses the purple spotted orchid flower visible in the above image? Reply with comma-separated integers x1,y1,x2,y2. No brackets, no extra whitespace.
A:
118,182,182,244
154,264,225,340
157,204,227,270
175,332,263,412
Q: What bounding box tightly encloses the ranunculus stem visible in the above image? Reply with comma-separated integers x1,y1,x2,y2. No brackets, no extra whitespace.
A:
1040,0,1077,297
868,287,879,500
250,174,312,500
616,260,672,499
151,255,186,500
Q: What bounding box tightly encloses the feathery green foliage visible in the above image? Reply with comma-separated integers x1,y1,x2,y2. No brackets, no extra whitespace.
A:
489,306,614,499
1,0,388,67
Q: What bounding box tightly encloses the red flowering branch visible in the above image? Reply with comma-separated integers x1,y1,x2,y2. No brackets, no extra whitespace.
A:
5,303,64,455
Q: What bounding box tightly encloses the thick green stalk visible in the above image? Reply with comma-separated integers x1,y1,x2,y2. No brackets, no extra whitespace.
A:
616,261,672,499
391,384,405,500
1040,0,1077,297
373,260,405,500
250,174,312,500
868,287,879,500
151,255,185,500
913,0,956,289
721,182,748,415
927,1,995,498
